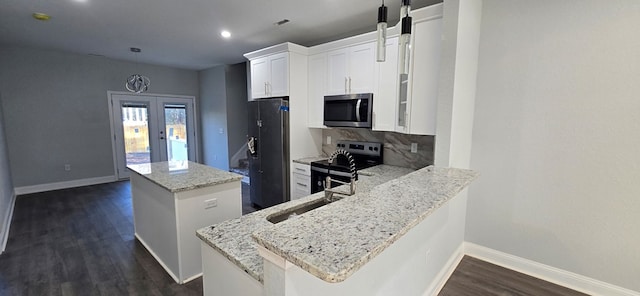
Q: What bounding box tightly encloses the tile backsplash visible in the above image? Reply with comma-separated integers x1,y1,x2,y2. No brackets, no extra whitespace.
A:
321,128,434,170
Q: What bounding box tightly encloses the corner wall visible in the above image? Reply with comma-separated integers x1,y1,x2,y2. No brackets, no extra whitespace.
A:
0,93,15,253
199,63,248,171
467,0,640,292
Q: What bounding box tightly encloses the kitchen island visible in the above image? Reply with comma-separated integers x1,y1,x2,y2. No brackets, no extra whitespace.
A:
128,161,242,284
197,165,478,296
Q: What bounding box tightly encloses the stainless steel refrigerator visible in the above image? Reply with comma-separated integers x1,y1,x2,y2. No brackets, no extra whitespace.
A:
247,97,290,208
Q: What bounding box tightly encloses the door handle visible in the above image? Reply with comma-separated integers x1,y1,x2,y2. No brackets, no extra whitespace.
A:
355,99,362,122
349,77,352,93
344,77,348,93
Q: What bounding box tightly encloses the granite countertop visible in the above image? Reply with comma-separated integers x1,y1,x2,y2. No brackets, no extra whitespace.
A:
196,164,414,283
127,161,243,193
292,156,328,165
252,166,478,283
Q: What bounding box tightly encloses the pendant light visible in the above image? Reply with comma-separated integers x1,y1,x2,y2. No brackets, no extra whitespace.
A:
376,0,388,62
125,47,151,94
398,0,412,75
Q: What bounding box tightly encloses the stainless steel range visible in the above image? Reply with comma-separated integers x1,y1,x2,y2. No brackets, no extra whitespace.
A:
310,141,383,194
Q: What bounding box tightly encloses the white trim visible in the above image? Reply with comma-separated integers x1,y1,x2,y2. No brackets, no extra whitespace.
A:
424,243,465,296
464,242,640,296
182,272,202,284
135,233,182,284
0,191,16,254
14,175,117,195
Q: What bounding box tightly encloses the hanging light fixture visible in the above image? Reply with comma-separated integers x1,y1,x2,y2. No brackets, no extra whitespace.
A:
398,0,412,75
125,47,151,93
376,0,388,62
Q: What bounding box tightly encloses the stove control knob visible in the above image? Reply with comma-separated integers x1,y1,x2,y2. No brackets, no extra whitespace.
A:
374,147,379,151
369,147,373,150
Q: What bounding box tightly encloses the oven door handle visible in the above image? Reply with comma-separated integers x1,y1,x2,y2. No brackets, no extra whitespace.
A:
355,99,362,122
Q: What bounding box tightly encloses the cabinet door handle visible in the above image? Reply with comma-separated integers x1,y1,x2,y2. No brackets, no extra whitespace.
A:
349,77,352,93
267,82,271,95
296,182,308,187
264,82,267,95
344,77,348,93
295,168,306,171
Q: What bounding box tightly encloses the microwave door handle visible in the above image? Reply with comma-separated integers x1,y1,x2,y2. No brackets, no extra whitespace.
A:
355,99,362,122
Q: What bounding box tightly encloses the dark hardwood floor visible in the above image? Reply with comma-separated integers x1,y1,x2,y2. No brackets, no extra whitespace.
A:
439,256,589,296
0,181,202,296
0,181,587,296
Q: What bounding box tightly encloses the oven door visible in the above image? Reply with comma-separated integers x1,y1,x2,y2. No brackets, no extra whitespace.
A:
323,93,372,128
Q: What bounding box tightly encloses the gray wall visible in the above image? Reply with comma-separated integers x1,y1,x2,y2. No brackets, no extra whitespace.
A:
321,129,434,170
224,63,249,160
0,93,15,253
0,46,198,188
199,63,248,171
467,0,640,291
199,66,229,169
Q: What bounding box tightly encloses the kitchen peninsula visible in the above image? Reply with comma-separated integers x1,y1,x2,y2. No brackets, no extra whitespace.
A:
197,165,478,296
128,161,242,284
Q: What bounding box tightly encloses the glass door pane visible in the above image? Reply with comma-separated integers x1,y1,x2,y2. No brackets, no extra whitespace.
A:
163,104,188,161
122,103,151,165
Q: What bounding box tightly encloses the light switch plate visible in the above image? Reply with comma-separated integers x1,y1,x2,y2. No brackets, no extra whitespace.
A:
411,143,418,153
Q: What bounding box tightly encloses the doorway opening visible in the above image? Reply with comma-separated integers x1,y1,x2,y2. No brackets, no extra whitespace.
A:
108,92,198,179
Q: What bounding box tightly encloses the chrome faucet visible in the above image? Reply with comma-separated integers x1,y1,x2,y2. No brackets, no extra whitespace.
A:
324,149,357,201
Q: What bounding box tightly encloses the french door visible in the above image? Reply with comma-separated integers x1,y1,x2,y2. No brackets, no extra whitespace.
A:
109,93,197,179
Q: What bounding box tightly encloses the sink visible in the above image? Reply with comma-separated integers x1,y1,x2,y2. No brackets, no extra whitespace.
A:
267,198,333,224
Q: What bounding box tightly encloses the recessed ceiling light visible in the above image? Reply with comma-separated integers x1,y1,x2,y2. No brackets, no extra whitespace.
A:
32,12,51,21
221,30,231,39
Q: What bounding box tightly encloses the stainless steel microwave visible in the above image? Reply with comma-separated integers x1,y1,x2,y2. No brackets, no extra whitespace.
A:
323,93,373,128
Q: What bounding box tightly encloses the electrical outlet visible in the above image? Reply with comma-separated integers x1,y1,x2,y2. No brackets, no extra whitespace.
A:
327,136,332,145
411,143,418,153
64,164,71,171
204,198,218,209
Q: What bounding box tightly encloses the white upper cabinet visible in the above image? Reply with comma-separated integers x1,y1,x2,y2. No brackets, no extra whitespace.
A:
395,15,442,135
250,52,289,99
307,53,327,128
372,37,399,132
326,42,376,95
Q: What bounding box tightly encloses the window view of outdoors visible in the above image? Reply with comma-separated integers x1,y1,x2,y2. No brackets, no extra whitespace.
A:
164,105,188,161
122,106,151,166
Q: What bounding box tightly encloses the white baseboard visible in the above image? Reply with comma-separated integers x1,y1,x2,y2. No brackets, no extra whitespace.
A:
0,191,17,254
14,175,118,195
135,233,182,284
464,242,640,296
423,243,465,296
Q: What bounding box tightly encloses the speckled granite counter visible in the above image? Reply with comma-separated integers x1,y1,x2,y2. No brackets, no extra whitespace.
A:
128,161,242,193
292,156,327,165
252,166,478,283
196,164,413,283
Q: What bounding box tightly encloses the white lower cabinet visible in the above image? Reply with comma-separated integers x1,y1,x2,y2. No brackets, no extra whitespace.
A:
291,162,311,200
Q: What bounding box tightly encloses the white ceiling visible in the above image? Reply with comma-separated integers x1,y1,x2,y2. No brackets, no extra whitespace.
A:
0,0,441,70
